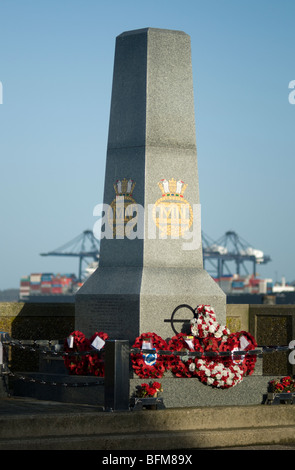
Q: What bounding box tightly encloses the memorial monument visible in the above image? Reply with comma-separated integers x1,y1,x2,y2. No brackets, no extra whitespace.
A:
75,28,226,342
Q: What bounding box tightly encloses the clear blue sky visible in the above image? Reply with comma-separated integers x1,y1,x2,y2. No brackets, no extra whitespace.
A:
0,0,294,289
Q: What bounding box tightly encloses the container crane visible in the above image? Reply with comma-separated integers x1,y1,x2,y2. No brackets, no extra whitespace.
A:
202,230,271,279
40,230,100,282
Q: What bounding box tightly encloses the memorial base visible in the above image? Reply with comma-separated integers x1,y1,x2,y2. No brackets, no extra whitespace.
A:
75,266,226,343
129,374,277,408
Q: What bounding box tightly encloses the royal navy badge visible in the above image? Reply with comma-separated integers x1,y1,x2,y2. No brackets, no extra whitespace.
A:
152,178,193,237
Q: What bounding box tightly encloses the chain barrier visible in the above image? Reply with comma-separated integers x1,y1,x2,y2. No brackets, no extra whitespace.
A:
130,345,293,358
1,335,294,388
4,370,104,387
0,337,104,387
2,338,100,357
3,338,293,358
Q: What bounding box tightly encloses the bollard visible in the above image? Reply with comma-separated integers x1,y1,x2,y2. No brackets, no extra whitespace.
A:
104,340,130,411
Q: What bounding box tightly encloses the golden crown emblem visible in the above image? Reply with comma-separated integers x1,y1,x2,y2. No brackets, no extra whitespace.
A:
158,178,187,198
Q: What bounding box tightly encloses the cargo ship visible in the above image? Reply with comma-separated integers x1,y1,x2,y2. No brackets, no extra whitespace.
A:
216,274,295,304
19,270,295,305
19,273,82,303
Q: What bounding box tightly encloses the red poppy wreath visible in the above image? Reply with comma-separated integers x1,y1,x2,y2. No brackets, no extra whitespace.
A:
131,332,170,378
86,331,109,377
190,305,258,388
63,330,109,376
167,333,203,378
63,330,90,375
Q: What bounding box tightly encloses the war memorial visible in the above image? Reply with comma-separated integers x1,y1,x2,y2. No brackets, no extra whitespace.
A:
0,28,295,450
75,28,293,409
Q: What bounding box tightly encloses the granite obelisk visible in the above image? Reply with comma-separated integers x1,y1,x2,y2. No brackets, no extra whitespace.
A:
75,28,226,341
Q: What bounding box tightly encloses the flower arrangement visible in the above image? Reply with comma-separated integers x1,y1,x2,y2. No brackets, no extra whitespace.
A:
136,381,163,398
63,330,108,376
167,333,203,378
63,330,90,375
190,304,230,340
190,306,257,389
269,376,295,393
131,332,169,378
86,331,109,376
64,304,258,391
131,305,257,390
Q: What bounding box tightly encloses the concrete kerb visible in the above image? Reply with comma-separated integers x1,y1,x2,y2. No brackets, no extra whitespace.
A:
0,400,295,450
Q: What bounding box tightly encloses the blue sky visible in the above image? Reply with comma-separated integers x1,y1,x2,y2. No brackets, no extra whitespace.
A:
0,0,294,289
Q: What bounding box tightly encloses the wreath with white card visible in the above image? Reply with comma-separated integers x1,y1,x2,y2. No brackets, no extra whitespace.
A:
63,330,108,376
131,332,170,378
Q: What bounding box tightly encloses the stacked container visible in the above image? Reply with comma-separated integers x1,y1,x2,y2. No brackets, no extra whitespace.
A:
19,276,30,300
30,273,42,295
61,273,76,294
41,273,53,294
231,279,245,292
19,272,79,297
51,275,63,295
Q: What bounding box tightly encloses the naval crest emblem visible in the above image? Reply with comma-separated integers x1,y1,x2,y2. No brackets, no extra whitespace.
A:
152,178,193,237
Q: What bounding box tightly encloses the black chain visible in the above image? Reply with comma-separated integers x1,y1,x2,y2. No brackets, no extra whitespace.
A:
3,338,294,358
6,370,104,387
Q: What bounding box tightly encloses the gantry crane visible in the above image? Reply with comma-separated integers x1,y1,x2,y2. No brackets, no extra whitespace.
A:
202,230,271,279
40,230,100,282
40,229,270,283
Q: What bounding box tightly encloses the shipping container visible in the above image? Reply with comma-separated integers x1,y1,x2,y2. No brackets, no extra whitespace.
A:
52,287,63,294
20,272,80,298
232,281,244,288
30,273,42,282
41,273,53,282
20,281,30,287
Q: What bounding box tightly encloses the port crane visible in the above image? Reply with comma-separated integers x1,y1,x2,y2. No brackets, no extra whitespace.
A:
40,229,271,283
40,230,100,282
202,230,271,279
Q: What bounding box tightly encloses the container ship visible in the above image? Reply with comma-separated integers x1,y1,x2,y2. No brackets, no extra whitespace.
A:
19,273,82,303
19,270,295,305
216,274,295,304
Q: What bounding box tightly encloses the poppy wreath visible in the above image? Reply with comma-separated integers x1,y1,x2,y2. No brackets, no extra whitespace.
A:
86,331,109,377
226,330,257,376
131,332,169,378
190,305,258,388
190,304,230,340
167,333,203,378
196,334,247,389
63,330,90,375
63,330,109,376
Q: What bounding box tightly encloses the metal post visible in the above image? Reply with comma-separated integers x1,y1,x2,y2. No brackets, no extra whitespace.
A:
0,332,10,397
0,332,10,373
104,340,130,411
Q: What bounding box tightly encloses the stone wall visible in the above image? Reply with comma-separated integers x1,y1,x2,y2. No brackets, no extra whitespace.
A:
0,302,74,371
226,304,249,332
